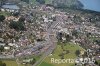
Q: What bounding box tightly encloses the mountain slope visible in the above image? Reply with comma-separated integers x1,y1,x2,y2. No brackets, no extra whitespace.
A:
32,0,83,9
52,0,83,8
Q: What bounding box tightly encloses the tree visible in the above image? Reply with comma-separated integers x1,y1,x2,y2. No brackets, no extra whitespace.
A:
65,35,72,42
0,46,4,52
0,15,5,22
9,21,25,31
0,0,6,5
18,22,25,30
13,12,19,17
9,21,18,30
59,53,64,59
52,17,56,21
36,0,45,4
65,50,70,54
75,50,80,56
57,32,63,41
0,61,2,65
0,61,6,66
2,63,6,66
52,0,83,9
21,0,30,3
86,33,91,37
30,58,36,64
82,51,88,57
72,30,78,38
94,61,98,65
18,17,25,22
94,40,100,45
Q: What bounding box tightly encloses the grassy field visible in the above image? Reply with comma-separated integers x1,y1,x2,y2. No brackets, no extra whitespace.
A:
0,51,41,66
32,0,52,4
97,60,100,65
0,11,10,16
39,42,85,66
0,43,84,66
44,0,52,4
1,60,33,66
89,37,100,41
1,55,41,66
32,0,36,4
40,62,54,66
2,60,24,66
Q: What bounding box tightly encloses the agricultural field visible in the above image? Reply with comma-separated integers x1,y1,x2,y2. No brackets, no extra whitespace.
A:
39,42,85,66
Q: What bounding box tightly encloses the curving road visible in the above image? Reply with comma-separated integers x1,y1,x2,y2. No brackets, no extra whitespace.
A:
32,19,60,66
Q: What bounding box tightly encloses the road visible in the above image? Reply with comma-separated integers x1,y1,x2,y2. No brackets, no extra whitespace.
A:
32,17,60,66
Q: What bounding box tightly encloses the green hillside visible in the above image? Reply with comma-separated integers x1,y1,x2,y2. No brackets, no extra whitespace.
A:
31,0,83,8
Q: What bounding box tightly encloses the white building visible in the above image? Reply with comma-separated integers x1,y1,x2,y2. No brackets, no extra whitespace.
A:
1,3,20,12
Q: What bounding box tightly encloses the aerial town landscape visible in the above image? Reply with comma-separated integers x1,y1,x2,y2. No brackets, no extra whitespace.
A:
0,0,100,66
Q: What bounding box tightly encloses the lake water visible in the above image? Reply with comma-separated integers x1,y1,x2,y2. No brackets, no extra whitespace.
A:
2,4,20,10
79,0,100,12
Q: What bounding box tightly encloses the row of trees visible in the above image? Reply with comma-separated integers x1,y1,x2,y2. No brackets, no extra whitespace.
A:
9,17,25,31
0,15,5,22
36,0,45,4
0,12,20,23
30,58,36,65
52,0,83,9
95,60,100,66
0,46,4,52
57,32,73,42
0,61,6,66
8,12,25,31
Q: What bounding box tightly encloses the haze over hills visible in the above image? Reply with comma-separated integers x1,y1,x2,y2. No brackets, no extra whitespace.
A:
37,0,84,8
0,0,83,8
52,0,83,8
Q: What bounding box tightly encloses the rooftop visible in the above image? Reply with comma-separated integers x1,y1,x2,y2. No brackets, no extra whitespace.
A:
2,3,20,10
